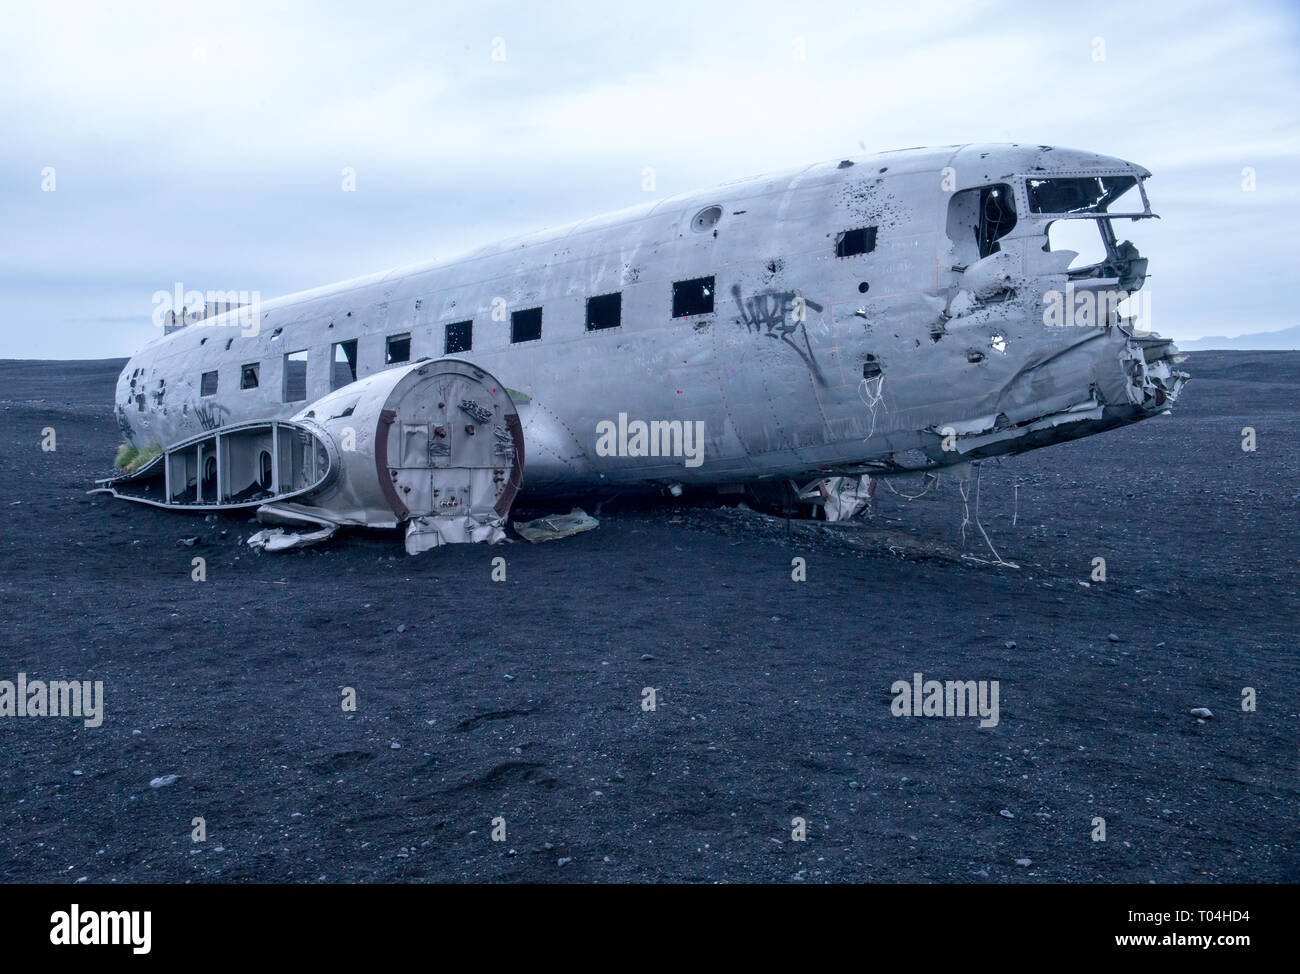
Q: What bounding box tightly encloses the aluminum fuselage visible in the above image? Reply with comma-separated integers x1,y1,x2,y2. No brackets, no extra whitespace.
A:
115,143,1182,495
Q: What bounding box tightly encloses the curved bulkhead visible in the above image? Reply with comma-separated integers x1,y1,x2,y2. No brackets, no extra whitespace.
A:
97,359,525,552
278,357,524,551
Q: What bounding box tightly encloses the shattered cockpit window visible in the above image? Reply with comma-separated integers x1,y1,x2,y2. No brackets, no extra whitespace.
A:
1027,175,1137,214
1040,176,1154,291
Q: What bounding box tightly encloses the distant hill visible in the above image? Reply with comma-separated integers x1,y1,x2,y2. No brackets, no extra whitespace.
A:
1178,325,1300,350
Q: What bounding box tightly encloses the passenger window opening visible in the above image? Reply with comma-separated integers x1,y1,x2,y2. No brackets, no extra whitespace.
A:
511,307,542,344
445,320,473,354
586,292,622,331
258,450,273,490
672,276,714,318
331,339,358,390
240,363,260,390
385,333,411,365
283,350,308,402
835,227,877,258
200,370,218,397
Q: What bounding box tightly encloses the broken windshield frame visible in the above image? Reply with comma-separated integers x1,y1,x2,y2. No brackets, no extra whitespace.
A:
1035,175,1154,290
1025,173,1156,220
1045,212,1148,289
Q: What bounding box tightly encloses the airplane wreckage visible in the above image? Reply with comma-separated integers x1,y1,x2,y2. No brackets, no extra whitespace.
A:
98,144,1187,554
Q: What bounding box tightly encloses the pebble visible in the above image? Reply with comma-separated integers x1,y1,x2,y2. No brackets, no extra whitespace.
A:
1015,858,1032,867
149,774,180,789
999,809,1015,819
1190,707,1213,719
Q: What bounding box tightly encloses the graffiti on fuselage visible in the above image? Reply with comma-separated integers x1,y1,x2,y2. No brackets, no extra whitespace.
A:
193,401,228,432
731,285,827,386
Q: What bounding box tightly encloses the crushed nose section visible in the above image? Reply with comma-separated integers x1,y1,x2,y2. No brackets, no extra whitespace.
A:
921,326,1189,465
1117,330,1189,412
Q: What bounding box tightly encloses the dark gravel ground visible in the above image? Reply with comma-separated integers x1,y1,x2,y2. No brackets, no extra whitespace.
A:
0,351,1295,883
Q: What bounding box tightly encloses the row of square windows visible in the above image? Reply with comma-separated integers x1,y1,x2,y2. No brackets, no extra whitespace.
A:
199,275,720,401
195,225,879,401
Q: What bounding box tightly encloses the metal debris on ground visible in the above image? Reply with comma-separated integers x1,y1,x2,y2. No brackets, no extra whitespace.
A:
247,525,337,552
405,513,506,553
514,508,600,543
798,475,874,521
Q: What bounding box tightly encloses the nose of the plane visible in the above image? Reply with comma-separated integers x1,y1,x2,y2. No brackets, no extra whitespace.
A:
960,323,1188,464
1098,325,1189,416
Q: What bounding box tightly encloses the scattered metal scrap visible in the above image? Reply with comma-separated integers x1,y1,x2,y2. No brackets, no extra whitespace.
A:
798,475,874,521
247,525,337,552
514,508,599,543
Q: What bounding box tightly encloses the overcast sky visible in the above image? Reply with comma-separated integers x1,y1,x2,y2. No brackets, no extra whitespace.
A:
2,0,1296,359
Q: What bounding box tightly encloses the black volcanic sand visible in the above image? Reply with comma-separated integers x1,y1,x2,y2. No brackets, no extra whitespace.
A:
0,352,1295,883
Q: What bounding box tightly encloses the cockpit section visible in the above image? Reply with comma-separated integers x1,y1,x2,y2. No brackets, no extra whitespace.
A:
1030,173,1154,293
940,152,1160,338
